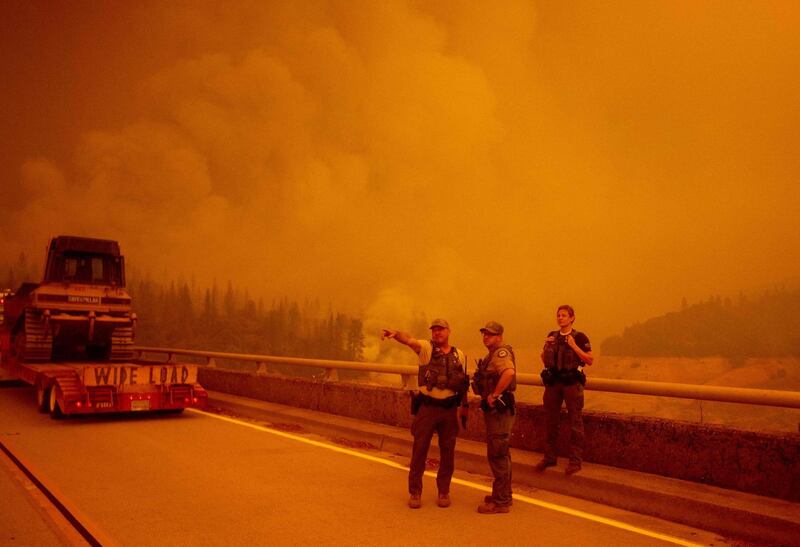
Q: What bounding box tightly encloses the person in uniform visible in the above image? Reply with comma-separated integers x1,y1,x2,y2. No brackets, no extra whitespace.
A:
382,319,469,509
473,321,516,514
536,305,593,475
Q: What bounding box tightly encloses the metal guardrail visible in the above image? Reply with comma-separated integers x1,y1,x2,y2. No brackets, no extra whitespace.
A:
134,346,800,410
134,346,419,388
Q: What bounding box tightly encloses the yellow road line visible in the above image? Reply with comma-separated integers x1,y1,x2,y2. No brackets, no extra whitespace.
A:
191,409,702,547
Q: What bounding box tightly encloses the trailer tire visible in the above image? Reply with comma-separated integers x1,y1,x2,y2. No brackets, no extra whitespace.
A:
49,386,64,420
36,384,49,413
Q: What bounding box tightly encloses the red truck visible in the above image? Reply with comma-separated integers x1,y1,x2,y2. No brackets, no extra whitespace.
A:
0,236,207,417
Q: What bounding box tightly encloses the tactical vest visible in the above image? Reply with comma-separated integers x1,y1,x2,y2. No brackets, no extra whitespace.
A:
418,343,468,394
547,330,585,370
474,344,516,397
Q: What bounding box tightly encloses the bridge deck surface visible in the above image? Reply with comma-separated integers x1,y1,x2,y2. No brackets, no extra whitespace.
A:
0,383,734,546
207,390,800,546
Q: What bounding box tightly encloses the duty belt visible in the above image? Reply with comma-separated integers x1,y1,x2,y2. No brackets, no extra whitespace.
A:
419,394,461,408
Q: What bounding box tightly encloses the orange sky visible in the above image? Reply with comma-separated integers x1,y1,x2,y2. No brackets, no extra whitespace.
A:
2,1,799,353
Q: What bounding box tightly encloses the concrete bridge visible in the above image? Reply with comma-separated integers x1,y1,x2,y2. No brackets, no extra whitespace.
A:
1,347,799,546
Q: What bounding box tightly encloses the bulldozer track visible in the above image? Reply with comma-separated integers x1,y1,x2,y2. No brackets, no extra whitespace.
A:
20,309,53,361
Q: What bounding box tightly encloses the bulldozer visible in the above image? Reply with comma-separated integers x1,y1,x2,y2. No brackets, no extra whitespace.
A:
2,236,136,362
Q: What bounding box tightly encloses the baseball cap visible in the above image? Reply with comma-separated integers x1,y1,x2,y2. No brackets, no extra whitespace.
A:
480,321,504,335
429,318,450,329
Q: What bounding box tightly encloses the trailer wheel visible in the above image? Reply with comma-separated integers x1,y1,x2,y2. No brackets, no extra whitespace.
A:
36,384,49,413
49,386,64,420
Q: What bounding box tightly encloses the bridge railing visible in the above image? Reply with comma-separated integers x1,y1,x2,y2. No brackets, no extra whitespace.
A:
133,346,800,410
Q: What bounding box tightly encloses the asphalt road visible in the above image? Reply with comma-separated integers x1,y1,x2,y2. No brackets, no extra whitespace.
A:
0,385,726,547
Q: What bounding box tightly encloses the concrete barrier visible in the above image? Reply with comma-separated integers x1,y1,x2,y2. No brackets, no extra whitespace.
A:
198,367,800,501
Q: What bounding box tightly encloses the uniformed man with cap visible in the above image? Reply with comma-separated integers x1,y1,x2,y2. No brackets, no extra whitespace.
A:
473,321,516,514
382,318,469,509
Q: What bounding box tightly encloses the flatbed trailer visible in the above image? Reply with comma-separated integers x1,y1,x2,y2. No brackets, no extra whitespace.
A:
1,332,207,417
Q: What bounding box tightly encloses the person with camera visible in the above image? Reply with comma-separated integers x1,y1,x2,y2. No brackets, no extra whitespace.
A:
473,321,516,514
382,319,469,509
536,305,593,475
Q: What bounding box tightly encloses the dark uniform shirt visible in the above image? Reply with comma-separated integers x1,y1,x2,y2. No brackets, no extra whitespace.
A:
549,330,591,370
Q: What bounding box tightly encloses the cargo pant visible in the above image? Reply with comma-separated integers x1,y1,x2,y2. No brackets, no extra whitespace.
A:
543,382,585,465
484,408,515,506
408,403,459,495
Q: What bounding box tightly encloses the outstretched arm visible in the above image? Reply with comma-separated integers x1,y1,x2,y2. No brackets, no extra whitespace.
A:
381,329,423,355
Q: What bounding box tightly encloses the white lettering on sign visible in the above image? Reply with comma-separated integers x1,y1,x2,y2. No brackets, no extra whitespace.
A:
84,365,197,386
68,296,101,304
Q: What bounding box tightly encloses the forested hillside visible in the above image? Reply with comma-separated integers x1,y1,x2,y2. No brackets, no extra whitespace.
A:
601,288,800,357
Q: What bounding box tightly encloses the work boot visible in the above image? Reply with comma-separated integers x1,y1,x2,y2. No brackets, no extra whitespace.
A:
477,501,510,514
534,459,557,472
436,493,451,508
408,494,422,509
484,495,513,506
565,462,582,476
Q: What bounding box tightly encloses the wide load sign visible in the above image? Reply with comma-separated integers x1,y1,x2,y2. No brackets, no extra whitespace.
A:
82,364,198,387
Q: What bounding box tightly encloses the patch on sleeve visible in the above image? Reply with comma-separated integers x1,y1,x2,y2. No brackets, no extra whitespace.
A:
576,333,591,352
496,349,509,358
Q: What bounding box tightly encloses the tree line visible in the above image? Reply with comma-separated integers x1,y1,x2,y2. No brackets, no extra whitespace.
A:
129,278,365,362
601,287,800,357
7,252,797,359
